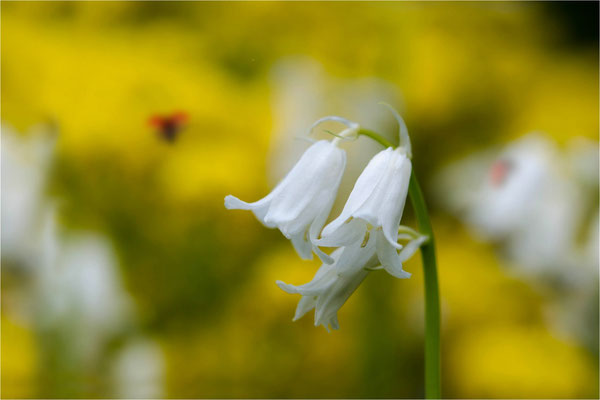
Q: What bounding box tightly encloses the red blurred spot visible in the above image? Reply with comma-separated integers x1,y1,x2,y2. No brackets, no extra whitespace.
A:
489,159,512,187
148,111,189,142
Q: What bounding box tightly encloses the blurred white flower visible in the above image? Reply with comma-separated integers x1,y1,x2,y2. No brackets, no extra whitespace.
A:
225,138,349,262
434,133,599,346
469,135,570,241
111,338,165,399
1,123,162,394
1,124,56,265
278,227,425,331
36,208,133,364
437,134,591,280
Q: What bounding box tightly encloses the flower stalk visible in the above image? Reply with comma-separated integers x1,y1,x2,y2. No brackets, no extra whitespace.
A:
409,172,441,400
358,128,441,400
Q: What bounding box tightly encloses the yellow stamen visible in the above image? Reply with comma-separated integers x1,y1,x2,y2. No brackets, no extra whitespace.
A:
361,231,370,247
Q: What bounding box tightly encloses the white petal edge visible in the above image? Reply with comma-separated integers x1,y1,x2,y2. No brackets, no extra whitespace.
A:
290,231,314,260
375,230,411,279
224,194,277,228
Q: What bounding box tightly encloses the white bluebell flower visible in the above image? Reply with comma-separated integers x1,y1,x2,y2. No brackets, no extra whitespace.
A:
277,227,426,331
316,107,417,279
225,123,356,262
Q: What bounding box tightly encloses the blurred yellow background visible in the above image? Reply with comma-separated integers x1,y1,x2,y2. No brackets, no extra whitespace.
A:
1,2,598,398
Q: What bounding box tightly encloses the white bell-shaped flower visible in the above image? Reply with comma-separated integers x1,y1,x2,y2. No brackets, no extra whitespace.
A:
278,237,375,331
317,146,413,278
315,107,415,278
278,228,426,331
225,139,347,262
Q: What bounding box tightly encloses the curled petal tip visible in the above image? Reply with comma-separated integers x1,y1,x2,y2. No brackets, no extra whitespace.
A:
384,262,412,279
388,269,411,279
309,116,360,141
276,280,299,294
275,280,287,289
223,195,233,209
224,195,245,210
379,102,412,158
314,246,335,264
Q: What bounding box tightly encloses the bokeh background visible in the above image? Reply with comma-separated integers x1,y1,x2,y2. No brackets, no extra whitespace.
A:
2,1,598,398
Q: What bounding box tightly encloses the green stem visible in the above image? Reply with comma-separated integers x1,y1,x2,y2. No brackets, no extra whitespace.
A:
409,172,441,399
359,128,395,148
358,129,441,399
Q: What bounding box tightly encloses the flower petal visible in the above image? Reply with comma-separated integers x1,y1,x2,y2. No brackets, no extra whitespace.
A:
398,234,428,263
276,253,339,296
380,155,412,249
308,199,341,264
278,241,380,330
290,231,313,260
320,147,394,240
314,267,369,329
312,245,334,265
277,145,345,238
293,295,317,321
224,194,277,228
315,218,366,248
380,102,412,158
334,235,377,277
264,141,344,229
375,230,411,279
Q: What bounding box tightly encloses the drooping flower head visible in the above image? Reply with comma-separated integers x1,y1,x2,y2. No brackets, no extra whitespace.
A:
277,240,374,331
277,225,426,331
226,106,428,331
225,118,359,262
316,105,417,279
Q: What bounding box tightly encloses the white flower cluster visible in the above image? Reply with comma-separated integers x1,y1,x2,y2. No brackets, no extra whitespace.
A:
225,109,426,330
